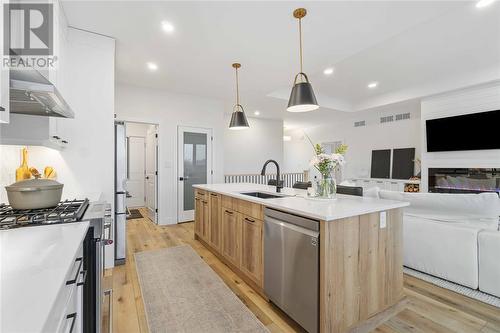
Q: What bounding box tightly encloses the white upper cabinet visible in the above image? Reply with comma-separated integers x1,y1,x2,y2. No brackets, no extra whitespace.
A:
0,1,10,123
0,0,72,148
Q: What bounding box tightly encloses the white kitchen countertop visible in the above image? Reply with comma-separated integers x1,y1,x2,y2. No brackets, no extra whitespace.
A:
194,183,409,221
0,222,89,333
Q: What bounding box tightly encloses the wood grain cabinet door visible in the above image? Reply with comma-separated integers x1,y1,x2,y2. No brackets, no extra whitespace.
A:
240,215,263,286
208,193,221,250
194,197,202,236
221,208,241,267
201,199,210,241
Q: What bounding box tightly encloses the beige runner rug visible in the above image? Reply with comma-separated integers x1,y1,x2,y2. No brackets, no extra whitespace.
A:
135,245,269,333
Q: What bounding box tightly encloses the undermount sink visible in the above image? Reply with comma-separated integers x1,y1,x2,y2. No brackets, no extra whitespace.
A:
240,192,287,199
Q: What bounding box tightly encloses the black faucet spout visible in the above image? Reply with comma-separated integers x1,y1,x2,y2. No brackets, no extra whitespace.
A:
261,159,282,193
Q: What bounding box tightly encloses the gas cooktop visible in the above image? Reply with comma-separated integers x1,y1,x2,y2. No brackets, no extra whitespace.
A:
0,199,89,229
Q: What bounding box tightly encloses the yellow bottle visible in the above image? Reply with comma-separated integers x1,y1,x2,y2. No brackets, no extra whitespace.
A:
15,148,32,181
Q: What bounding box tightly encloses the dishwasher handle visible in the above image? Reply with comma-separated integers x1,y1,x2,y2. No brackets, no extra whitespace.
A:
264,215,319,238
264,208,319,232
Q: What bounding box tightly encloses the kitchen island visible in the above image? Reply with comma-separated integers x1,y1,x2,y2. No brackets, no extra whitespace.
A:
193,183,409,333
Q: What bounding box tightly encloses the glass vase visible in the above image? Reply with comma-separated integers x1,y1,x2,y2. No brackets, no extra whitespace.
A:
316,175,337,199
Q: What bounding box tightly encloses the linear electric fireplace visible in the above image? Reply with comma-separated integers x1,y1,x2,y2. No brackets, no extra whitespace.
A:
428,168,500,194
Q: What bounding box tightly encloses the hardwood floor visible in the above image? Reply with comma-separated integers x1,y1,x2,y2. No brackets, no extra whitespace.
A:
104,208,500,333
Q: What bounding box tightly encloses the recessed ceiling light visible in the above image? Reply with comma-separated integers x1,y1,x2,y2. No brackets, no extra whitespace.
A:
368,81,378,89
323,67,334,75
283,136,292,142
476,0,496,8
161,20,175,33
254,111,260,116
147,62,158,71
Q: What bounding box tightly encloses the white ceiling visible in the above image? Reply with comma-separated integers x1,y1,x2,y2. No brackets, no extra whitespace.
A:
61,1,500,127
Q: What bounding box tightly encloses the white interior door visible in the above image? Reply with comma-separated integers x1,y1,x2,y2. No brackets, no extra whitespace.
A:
178,126,213,222
145,126,158,223
126,136,145,208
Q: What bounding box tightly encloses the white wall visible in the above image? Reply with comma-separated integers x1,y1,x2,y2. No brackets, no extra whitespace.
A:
115,83,225,225
284,100,421,180
223,116,283,175
420,81,500,192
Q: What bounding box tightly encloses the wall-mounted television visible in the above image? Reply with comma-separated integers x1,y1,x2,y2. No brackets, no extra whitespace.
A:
426,109,500,152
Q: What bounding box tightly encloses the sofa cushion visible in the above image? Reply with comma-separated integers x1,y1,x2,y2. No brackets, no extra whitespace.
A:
379,191,500,230
363,186,380,198
404,214,480,289
478,230,500,297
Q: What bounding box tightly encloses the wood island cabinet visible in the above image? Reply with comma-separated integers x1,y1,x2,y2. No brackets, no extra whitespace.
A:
194,190,209,242
208,192,221,250
221,208,240,267
194,197,203,236
195,190,264,292
240,214,263,285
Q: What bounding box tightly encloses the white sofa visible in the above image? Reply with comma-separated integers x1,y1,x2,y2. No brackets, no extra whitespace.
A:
378,190,500,297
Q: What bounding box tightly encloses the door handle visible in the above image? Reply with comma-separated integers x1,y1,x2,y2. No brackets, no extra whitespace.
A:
179,176,190,181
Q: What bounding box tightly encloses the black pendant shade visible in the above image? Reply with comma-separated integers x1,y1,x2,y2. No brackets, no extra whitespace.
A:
287,78,319,113
228,63,250,130
287,8,318,113
229,104,249,130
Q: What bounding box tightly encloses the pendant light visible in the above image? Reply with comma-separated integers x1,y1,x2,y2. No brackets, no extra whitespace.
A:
287,8,319,113
229,63,250,130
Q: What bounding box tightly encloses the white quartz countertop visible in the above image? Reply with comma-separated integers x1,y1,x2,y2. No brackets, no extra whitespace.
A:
194,183,409,221
0,222,89,333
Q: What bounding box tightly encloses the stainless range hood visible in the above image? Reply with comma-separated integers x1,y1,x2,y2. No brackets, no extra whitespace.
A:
10,70,74,118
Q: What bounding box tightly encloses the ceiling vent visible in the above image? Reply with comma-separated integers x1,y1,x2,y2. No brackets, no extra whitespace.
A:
354,120,366,127
395,112,411,121
380,115,394,124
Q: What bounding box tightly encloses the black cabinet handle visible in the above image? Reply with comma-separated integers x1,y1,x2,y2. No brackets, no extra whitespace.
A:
77,270,87,286
225,210,233,215
52,135,61,140
0,106,5,111
61,140,68,144
66,257,82,285
210,193,217,197
65,313,77,333
244,217,255,223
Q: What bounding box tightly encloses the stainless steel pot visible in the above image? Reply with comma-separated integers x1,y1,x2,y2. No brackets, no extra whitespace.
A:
5,178,63,209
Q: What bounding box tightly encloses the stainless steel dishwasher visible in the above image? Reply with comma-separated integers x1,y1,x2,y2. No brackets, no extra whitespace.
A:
264,208,319,333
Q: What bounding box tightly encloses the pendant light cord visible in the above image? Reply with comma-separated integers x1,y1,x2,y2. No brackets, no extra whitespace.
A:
235,67,240,106
299,17,303,74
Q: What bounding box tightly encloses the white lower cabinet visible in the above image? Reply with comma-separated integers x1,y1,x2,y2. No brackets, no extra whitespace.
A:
44,243,84,333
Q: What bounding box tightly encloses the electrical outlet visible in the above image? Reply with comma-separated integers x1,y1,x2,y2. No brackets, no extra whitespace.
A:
380,211,387,229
